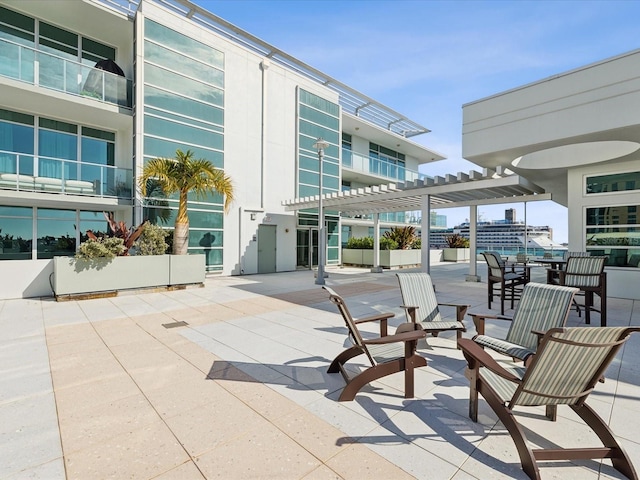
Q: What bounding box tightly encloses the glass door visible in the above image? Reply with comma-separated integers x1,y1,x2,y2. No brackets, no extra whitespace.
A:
296,228,318,269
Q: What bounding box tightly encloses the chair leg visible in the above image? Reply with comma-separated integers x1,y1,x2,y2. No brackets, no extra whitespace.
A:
479,382,541,480
585,291,593,325
466,365,480,422
328,346,365,374
571,403,638,480
545,405,557,421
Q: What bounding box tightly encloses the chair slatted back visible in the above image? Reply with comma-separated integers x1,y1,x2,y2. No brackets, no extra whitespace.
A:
512,327,638,407
482,251,504,278
396,272,442,323
564,256,606,288
505,283,578,352
323,286,375,365
563,250,591,260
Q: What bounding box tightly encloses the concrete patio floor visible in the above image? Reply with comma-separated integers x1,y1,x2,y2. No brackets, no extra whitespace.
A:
2,262,640,479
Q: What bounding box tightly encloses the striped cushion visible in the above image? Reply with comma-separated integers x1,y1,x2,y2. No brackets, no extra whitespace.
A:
505,283,578,352
516,327,629,406
564,257,606,288
368,342,406,365
474,335,534,361
396,273,442,324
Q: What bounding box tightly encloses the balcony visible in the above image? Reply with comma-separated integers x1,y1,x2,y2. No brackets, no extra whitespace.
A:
342,149,428,184
0,38,132,109
0,151,133,198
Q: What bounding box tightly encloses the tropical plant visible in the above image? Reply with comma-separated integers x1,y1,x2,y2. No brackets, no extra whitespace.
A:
139,149,234,255
383,226,417,250
445,233,470,248
412,237,422,250
76,237,126,259
86,212,146,256
133,223,169,255
380,237,398,250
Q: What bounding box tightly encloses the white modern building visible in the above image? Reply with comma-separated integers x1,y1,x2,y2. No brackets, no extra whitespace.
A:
0,0,444,299
463,49,640,299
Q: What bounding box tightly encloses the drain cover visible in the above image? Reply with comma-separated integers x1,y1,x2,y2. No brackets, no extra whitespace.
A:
162,321,189,329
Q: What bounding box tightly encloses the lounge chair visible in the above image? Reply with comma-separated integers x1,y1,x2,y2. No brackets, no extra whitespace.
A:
459,326,640,480
323,286,427,401
396,272,468,341
470,282,578,364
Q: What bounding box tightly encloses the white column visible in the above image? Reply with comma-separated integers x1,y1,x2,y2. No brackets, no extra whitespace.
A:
466,205,481,282
371,213,383,273
421,195,431,274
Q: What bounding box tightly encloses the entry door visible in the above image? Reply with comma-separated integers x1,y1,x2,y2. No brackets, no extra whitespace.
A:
257,224,277,273
296,228,318,269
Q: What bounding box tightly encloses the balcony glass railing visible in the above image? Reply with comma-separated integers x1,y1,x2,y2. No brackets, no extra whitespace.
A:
0,150,133,198
0,38,132,108
342,149,428,183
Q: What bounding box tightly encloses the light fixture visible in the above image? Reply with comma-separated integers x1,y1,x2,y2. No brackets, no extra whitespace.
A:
313,137,330,285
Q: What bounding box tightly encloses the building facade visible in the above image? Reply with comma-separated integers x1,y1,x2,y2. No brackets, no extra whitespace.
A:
0,0,443,299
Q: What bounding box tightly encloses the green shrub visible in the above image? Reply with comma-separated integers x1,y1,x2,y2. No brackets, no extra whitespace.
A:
76,237,125,259
380,237,398,250
412,237,422,249
134,223,169,255
346,236,374,249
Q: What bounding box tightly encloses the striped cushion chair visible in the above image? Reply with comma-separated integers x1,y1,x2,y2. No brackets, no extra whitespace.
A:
556,256,608,326
459,326,640,480
396,272,468,342
471,282,578,364
323,286,427,401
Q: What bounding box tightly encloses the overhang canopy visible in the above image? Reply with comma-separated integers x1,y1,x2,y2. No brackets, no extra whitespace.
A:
283,169,551,214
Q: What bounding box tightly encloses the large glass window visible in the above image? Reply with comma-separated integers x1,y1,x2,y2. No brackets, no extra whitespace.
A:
586,205,640,267
0,206,33,260
142,18,226,271
586,171,640,194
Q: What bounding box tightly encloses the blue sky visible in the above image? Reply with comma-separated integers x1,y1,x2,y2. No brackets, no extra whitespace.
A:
195,0,640,243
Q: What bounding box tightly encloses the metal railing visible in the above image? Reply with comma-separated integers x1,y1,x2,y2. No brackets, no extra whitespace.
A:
0,150,133,198
342,149,428,183
0,38,132,108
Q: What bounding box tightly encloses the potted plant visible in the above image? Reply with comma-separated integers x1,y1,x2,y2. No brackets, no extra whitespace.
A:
443,233,470,262
52,219,204,299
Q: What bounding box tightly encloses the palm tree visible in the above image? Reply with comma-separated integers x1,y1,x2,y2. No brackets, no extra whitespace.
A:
139,149,234,255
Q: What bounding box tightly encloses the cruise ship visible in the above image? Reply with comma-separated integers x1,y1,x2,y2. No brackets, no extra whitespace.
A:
429,209,566,255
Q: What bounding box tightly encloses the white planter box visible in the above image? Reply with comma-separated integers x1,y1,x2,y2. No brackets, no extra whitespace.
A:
342,249,421,268
52,254,205,298
443,248,470,262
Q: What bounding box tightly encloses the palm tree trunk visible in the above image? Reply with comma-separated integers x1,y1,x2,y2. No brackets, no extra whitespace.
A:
174,190,189,255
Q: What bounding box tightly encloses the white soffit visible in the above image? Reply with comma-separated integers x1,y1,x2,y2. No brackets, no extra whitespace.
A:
512,141,640,170
283,170,550,215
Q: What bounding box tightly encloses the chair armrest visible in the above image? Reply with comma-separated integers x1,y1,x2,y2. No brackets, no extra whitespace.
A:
438,302,469,321
399,304,419,323
363,329,426,345
468,312,513,336
458,338,521,383
354,312,395,337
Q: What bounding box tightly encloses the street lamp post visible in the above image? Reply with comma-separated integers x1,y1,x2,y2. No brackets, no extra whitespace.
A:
313,137,329,285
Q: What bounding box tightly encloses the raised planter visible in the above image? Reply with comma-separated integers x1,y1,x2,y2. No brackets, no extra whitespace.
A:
52,254,205,299
342,248,421,268
443,248,470,262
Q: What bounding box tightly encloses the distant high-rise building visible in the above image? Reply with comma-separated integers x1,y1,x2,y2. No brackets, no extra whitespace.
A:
505,208,516,223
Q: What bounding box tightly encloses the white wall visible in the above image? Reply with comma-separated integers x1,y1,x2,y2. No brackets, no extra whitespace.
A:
0,260,53,300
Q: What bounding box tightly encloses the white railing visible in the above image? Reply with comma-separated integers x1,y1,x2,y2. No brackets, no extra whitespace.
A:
342,149,428,183
0,38,132,108
0,150,133,197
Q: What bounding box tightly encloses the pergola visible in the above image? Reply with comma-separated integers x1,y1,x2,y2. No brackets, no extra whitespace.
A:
283,168,552,280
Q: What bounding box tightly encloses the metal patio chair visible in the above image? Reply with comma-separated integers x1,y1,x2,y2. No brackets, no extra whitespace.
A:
323,286,427,401
482,251,530,314
459,326,640,480
470,282,578,364
395,272,468,342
